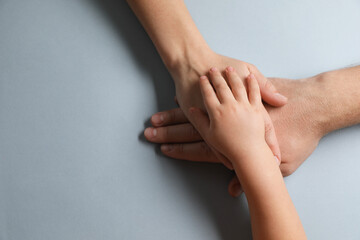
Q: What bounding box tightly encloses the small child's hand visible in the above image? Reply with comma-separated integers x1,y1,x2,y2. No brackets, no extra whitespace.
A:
188,66,268,164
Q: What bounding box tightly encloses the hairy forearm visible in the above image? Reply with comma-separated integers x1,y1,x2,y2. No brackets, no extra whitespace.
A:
313,66,360,134
233,146,306,240
126,0,210,71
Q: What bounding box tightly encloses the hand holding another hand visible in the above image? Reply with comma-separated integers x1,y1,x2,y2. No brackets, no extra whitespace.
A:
187,67,277,169
144,76,323,197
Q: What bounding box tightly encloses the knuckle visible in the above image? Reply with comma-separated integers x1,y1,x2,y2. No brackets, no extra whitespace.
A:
174,143,184,153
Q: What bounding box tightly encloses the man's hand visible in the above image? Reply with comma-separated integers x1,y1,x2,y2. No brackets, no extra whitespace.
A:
144,76,324,197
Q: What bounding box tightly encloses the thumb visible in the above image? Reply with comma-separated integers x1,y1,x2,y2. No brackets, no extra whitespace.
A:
262,108,281,164
187,107,210,136
253,72,288,107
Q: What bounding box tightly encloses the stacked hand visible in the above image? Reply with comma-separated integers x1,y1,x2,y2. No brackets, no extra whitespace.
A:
186,67,277,168
144,71,323,196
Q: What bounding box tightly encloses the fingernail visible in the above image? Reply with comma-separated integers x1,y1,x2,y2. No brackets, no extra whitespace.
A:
152,114,164,125
274,93,288,101
144,128,152,138
144,128,157,138
249,73,255,79
210,67,217,72
226,66,234,72
161,144,172,152
232,184,243,197
200,75,207,80
274,155,280,165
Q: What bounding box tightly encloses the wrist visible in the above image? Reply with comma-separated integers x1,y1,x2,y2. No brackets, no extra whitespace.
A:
165,43,215,84
231,143,281,188
230,141,271,167
270,75,329,139
298,75,331,137
312,67,360,135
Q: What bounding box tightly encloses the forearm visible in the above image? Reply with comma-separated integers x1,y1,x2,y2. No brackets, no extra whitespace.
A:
233,146,306,240
126,0,211,71
314,66,360,135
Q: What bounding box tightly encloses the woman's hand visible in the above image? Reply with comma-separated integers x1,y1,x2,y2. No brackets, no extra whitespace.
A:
169,50,288,117
168,50,283,166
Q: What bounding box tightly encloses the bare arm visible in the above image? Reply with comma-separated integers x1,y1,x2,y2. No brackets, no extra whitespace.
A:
234,147,306,240
143,65,360,196
125,0,210,70
125,0,287,110
188,70,306,239
315,66,360,134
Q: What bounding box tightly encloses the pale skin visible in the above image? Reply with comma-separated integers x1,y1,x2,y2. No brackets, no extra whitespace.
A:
126,0,288,190
145,65,360,196
187,67,306,239
126,0,360,234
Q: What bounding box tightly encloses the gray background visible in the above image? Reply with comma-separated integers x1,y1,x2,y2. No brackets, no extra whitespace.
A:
1,0,360,239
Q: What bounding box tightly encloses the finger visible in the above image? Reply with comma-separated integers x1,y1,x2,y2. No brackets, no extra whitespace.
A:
160,141,221,163
151,108,189,127
199,75,220,112
247,74,262,105
228,176,243,197
144,123,202,143
187,107,210,135
251,70,288,107
225,66,247,102
262,108,282,163
208,67,234,103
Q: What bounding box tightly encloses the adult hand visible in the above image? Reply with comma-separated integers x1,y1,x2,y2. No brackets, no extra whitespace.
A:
167,50,286,166
144,77,323,197
169,50,288,115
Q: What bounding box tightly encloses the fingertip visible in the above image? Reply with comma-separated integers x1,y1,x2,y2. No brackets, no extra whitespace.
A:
274,93,288,104
200,75,208,81
229,182,243,198
249,73,256,81
151,113,164,126
226,66,234,72
275,155,281,165
260,79,288,107
144,127,157,140
274,155,281,165
247,73,256,87
199,76,209,88
209,67,218,73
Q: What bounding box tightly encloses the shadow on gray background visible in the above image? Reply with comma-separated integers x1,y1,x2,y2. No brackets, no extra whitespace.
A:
90,0,252,239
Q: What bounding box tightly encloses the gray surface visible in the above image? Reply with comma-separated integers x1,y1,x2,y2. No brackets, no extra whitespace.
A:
1,0,360,239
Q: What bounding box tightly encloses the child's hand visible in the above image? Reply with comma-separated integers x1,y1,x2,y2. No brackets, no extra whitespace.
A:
188,66,268,164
